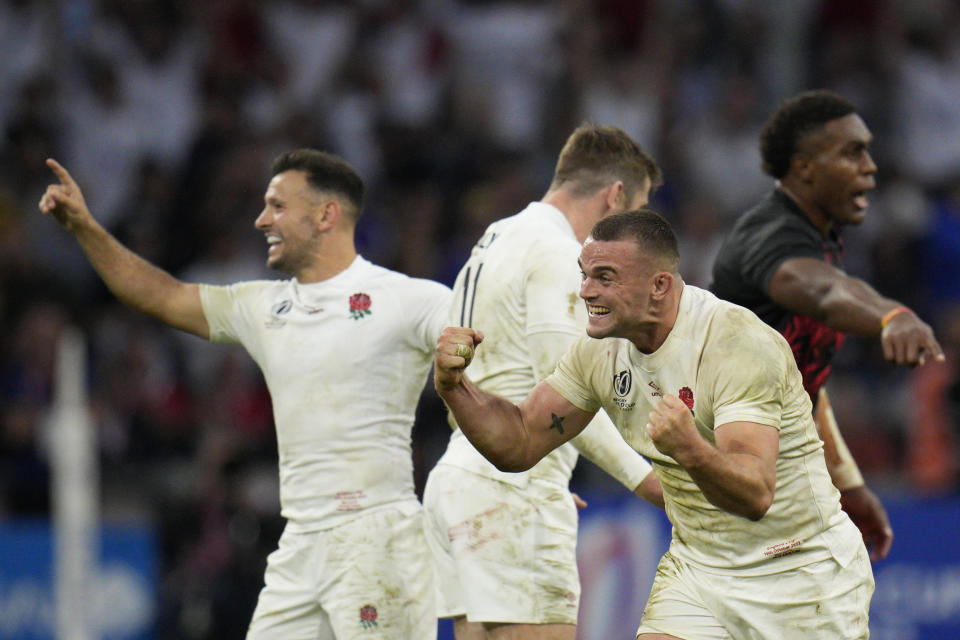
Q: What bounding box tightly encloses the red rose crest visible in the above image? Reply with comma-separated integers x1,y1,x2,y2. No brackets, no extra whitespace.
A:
360,604,378,629
678,386,694,411
349,293,372,320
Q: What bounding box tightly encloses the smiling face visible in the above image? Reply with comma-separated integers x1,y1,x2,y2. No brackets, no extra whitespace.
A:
798,113,877,228
578,237,656,341
254,170,324,274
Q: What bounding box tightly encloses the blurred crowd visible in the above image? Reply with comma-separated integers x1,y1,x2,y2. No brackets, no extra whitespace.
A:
1,0,959,637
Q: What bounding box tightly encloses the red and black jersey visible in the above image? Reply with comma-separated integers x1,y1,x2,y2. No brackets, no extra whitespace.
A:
710,189,845,403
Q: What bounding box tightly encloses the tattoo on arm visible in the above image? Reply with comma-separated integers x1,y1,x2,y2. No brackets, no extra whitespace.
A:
550,413,565,435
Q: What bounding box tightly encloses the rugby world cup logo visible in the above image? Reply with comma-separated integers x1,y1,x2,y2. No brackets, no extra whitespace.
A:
614,370,632,397
613,369,635,410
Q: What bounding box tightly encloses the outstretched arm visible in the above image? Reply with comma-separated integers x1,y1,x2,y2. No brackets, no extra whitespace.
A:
435,327,596,471
769,257,943,367
39,159,209,338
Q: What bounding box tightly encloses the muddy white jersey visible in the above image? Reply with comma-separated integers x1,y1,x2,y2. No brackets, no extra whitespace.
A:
200,256,451,531
546,285,863,572
439,202,651,491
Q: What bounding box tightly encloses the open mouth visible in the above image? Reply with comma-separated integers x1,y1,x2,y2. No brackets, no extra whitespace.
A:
587,304,610,316
851,190,870,211
266,234,282,253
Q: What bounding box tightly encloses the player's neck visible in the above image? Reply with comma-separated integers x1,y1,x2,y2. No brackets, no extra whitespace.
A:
541,189,602,243
630,280,684,354
294,235,358,284
776,182,831,236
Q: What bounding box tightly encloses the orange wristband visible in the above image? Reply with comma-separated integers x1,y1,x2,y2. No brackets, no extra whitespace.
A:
880,306,912,328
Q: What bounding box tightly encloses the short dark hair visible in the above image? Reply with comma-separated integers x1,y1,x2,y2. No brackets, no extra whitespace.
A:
551,123,662,202
271,149,365,220
589,209,679,273
760,90,858,179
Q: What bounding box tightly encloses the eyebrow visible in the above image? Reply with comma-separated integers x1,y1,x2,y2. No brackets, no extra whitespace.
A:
581,263,616,276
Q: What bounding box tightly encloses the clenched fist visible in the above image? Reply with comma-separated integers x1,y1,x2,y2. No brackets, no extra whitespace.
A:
435,327,484,392
646,394,701,462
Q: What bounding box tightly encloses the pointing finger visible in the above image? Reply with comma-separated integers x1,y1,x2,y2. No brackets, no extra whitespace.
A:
46,158,77,189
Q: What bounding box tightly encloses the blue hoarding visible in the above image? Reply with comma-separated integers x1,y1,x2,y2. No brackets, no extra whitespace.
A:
0,521,156,639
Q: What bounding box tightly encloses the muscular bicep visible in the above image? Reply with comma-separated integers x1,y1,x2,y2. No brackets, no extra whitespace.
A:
767,257,843,320
714,421,779,485
516,380,596,464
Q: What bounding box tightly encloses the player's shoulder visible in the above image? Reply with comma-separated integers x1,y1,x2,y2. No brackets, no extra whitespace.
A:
215,278,290,299
696,289,790,358
358,259,451,298
731,190,818,240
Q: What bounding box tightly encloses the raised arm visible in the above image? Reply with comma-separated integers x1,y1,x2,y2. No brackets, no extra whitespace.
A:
647,395,778,520
435,327,595,471
769,257,943,366
38,159,209,338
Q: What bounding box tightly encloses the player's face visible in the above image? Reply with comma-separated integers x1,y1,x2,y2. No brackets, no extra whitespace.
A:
578,238,655,340
802,113,877,226
254,170,322,274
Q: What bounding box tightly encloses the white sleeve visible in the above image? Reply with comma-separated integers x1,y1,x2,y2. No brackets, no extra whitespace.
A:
404,278,453,350
570,409,653,491
198,282,256,345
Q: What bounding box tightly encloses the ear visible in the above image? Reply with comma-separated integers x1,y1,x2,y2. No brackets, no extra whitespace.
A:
317,198,343,231
650,271,674,299
604,181,626,212
791,152,815,183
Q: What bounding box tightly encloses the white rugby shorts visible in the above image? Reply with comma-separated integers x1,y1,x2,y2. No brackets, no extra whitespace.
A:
246,502,436,639
423,463,580,625
636,525,873,639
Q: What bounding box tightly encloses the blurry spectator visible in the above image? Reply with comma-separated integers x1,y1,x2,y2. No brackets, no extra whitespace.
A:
673,74,770,220
262,0,357,113
444,0,562,149
890,2,960,186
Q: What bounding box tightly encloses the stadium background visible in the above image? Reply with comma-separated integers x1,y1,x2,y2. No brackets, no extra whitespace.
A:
0,0,958,638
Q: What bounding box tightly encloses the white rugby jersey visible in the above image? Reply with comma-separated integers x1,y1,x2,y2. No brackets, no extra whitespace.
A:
438,202,652,491
547,285,863,572
200,256,451,531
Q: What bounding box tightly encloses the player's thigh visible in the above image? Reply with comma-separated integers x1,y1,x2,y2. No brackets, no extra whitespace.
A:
709,547,874,639
423,465,467,618
486,622,576,640
321,505,437,640
247,527,332,640
636,551,732,640
431,471,580,625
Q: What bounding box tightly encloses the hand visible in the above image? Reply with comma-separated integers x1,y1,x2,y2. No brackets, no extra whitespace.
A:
434,327,484,392
38,159,93,233
840,485,893,562
571,492,588,509
881,311,945,367
646,395,701,463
